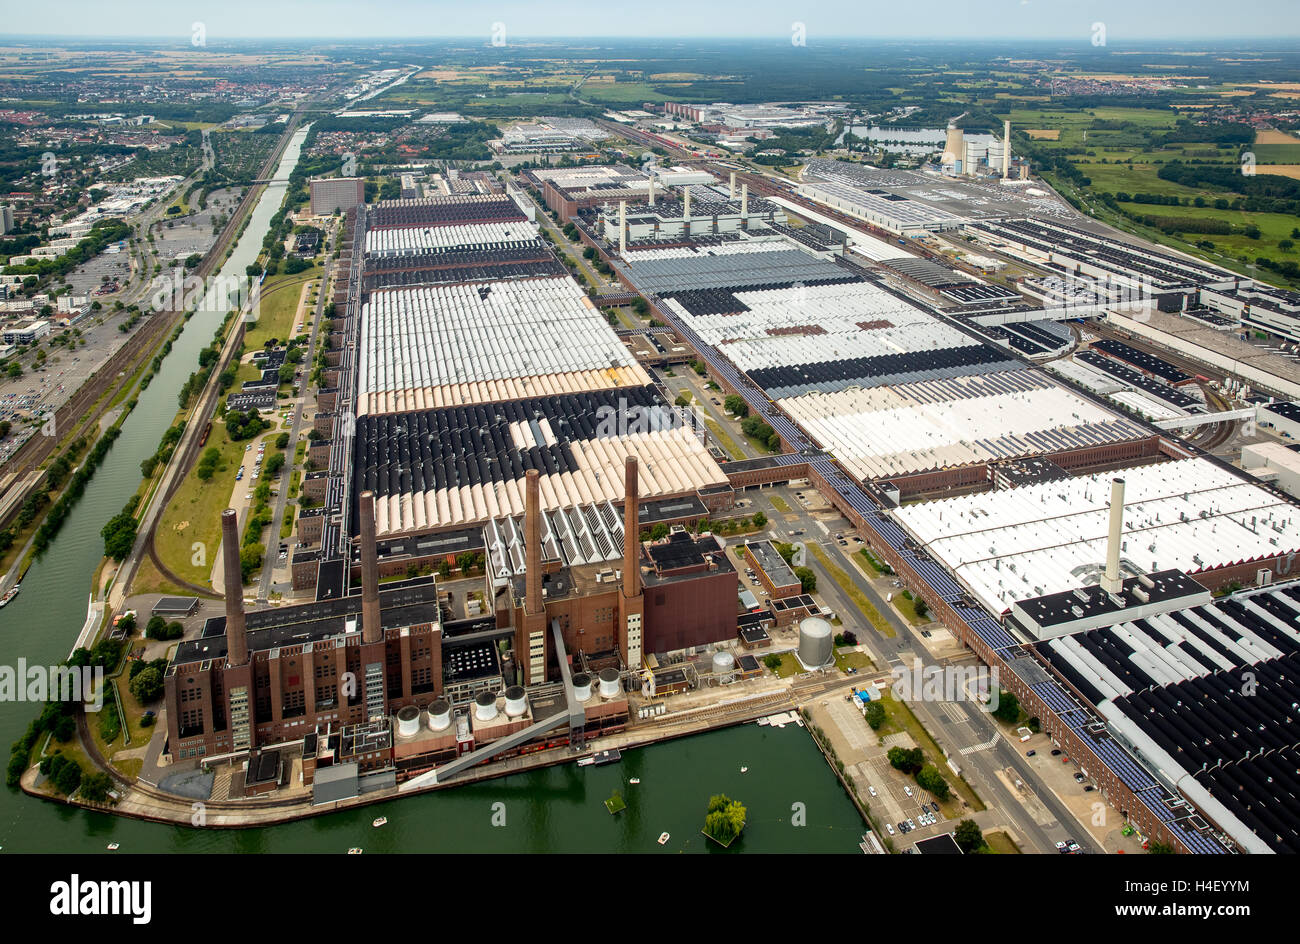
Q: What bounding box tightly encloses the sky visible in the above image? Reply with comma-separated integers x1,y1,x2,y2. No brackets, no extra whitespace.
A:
5,0,1300,42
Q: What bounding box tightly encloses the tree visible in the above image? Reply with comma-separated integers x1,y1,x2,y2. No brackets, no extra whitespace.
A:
916,765,951,801
650,523,669,541
703,794,747,845
991,690,1021,725
52,756,83,796
863,700,886,730
674,392,691,407
954,819,986,854
100,511,137,561
145,615,168,639
264,452,285,477
763,653,782,671
751,511,766,527
794,566,817,593
887,746,924,774
0,420,10,439
723,394,748,417
80,771,115,804
275,432,290,449
117,612,137,635
129,666,165,703
239,544,263,582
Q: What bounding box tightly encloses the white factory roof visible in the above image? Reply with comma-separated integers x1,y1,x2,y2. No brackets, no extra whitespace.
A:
894,457,1300,614
372,427,725,536
781,372,1143,480
357,277,648,415
661,280,973,373
364,221,539,256
1107,389,1187,422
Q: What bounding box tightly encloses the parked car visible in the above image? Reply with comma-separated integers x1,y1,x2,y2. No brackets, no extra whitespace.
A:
867,786,877,797
1026,749,1036,756
885,823,895,836
903,786,913,797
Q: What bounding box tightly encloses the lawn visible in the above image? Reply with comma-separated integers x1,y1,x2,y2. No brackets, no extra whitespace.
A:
155,413,265,587
892,590,932,626
807,543,896,639
853,546,893,577
245,272,314,352
768,494,792,513
984,830,1022,854
833,648,873,674
700,416,741,460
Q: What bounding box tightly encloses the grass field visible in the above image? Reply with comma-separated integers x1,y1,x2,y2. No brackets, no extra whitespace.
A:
246,272,314,351
874,693,985,814
985,830,1021,854
808,543,896,639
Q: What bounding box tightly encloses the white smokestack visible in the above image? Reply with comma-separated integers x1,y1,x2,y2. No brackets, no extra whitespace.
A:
1101,477,1125,595
1002,120,1011,179
729,171,736,199
618,200,627,255
741,183,748,226
648,175,655,206
682,186,691,237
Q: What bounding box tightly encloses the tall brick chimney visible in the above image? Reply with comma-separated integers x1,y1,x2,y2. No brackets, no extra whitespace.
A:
623,456,640,598
525,469,543,615
221,508,248,666
359,490,382,644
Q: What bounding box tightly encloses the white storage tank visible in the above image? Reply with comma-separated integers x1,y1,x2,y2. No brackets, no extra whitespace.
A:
396,704,421,738
572,672,593,702
798,616,834,669
712,649,736,682
504,685,528,718
598,668,622,699
474,689,499,722
427,698,452,731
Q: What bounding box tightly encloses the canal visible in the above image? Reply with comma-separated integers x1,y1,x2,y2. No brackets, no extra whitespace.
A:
0,127,864,853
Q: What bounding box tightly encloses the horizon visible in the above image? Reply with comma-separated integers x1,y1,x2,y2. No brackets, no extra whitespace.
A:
3,0,1299,43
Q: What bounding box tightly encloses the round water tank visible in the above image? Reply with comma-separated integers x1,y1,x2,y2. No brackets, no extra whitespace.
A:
712,650,736,682
598,668,621,699
572,672,593,702
504,685,528,718
396,705,421,738
427,698,452,731
474,690,499,722
798,616,834,669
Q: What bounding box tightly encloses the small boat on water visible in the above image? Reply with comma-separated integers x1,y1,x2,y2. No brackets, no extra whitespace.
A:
657,832,670,845
372,817,387,828
740,766,749,773
0,585,20,608
347,847,363,855
578,748,622,768
629,778,640,784
106,843,119,850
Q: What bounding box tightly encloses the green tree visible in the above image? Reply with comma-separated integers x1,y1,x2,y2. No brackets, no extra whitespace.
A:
723,394,748,417
954,819,986,853
129,666,165,703
703,794,747,845
916,764,951,801
763,653,782,670
100,511,137,561
887,746,924,774
650,523,669,541
991,690,1021,725
794,566,817,593
751,510,766,527
80,771,115,804
863,700,886,730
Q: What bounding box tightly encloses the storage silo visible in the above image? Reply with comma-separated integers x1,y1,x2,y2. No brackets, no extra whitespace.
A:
396,705,421,738
427,698,452,731
712,650,736,683
572,672,593,702
598,668,622,699
474,690,499,722
798,616,834,669
504,685,528,718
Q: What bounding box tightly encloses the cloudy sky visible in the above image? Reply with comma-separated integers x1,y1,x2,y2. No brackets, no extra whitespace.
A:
4,0,1298,41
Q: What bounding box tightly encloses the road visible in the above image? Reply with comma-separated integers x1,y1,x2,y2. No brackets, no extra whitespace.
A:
750,483,1104,854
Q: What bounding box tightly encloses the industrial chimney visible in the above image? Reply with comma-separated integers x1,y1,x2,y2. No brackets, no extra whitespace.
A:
1002,119,1011,179
359,490,382,644
1101,477,1126,595
221,508,248,666
729,170,736,199
623,456,640,599
618,200,627,255
525,469,543,615
740,182,749,228
682,185,691,237
648,175,655,206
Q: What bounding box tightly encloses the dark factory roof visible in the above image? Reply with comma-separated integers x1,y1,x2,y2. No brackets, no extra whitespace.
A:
1014,570,1206,631
747,343,1019,395
1264,400,1300,425
368,196,524,230
1090,338,1190,385
352,385,673,507
173,580,441,667
1077,350,1201,411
